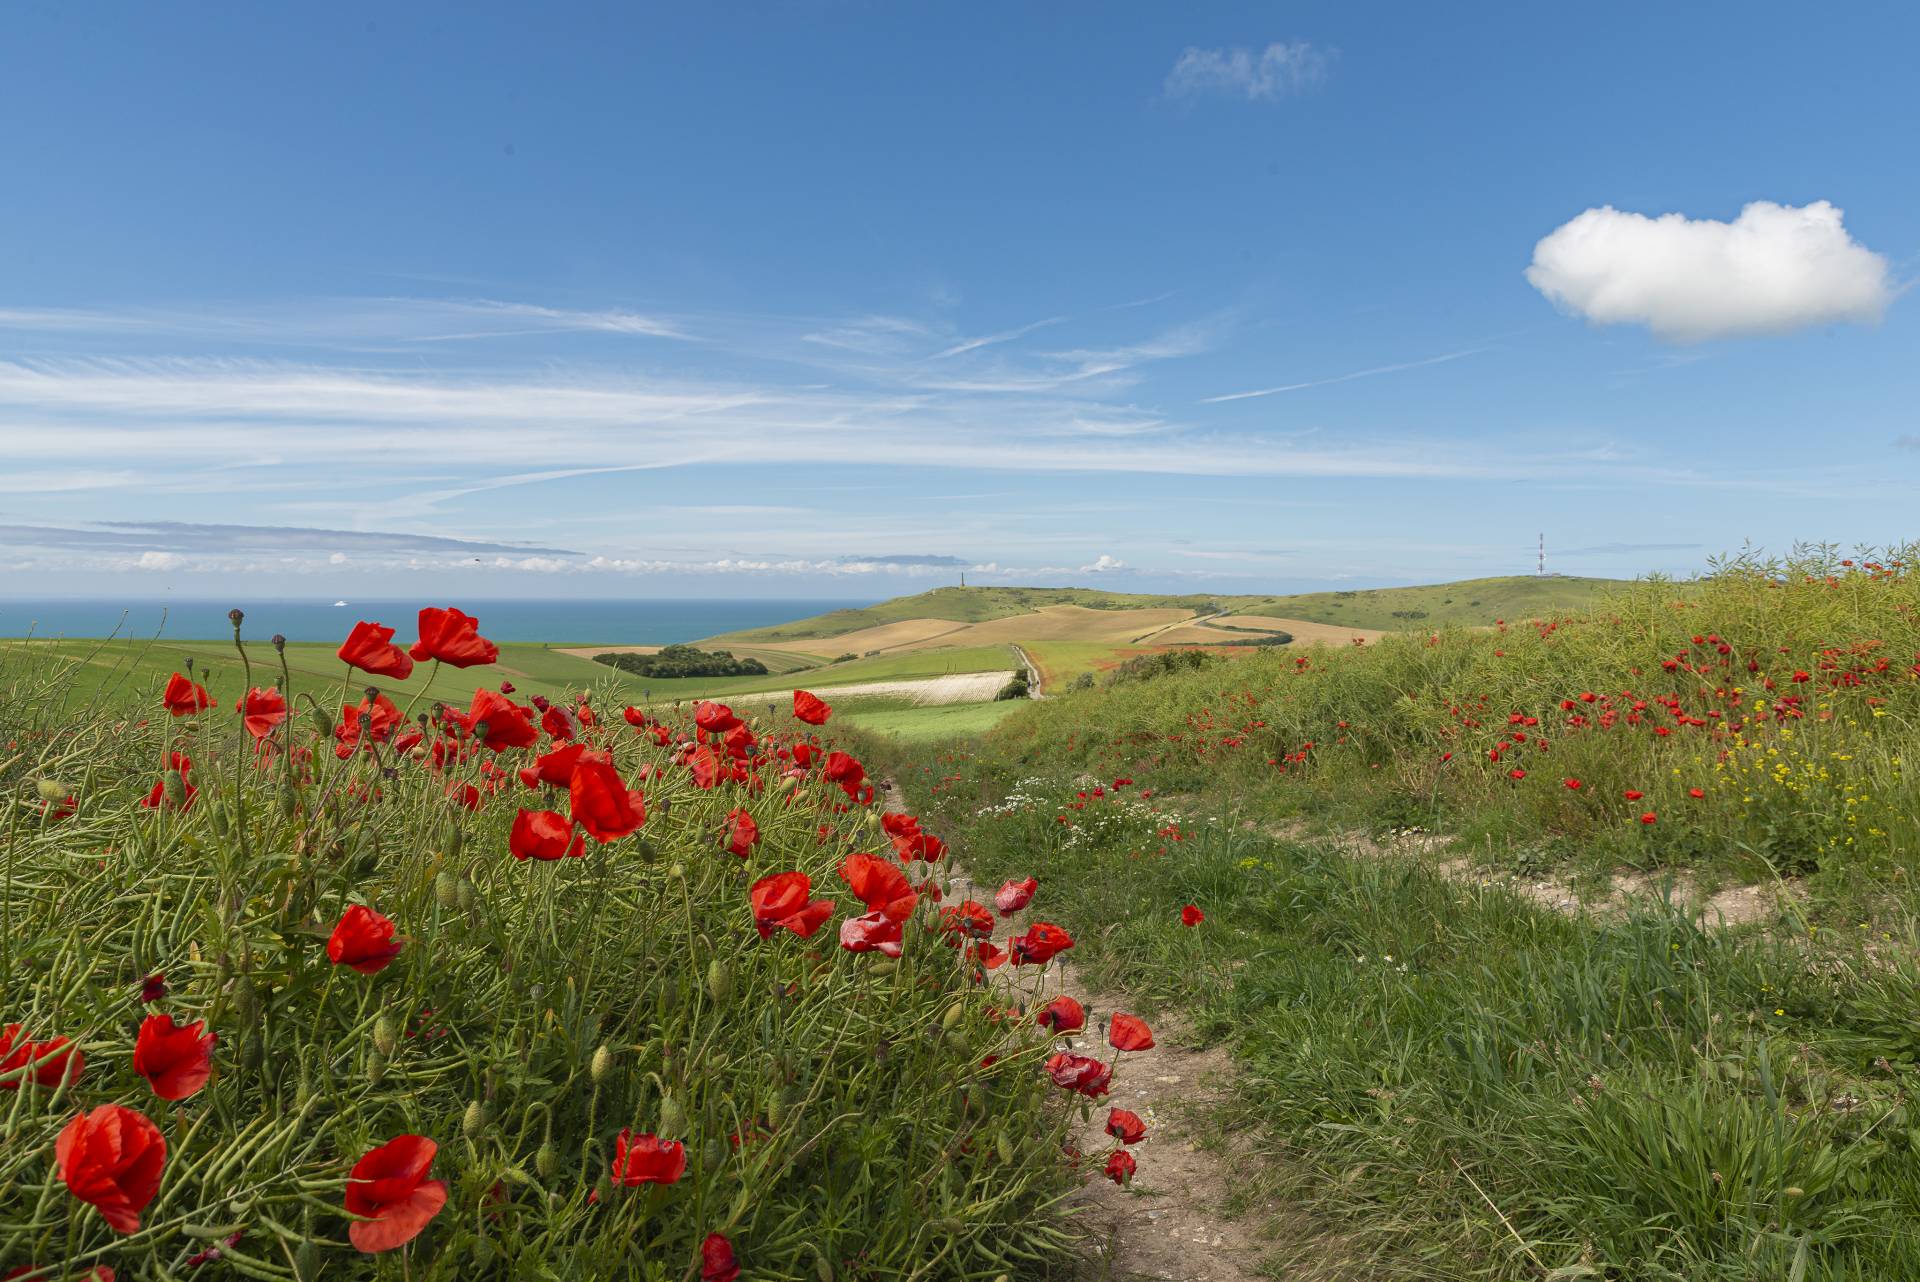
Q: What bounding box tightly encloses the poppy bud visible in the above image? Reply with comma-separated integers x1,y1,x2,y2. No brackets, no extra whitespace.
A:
310,705,333,737
765,1091,784,1128
35,778,69,801
816,1255,835,1282
209,805,230,837
367,1048,387,1083
279,783,297,817
706,959,733,1005
590,1044,614,1082
995,1131,1015,1164
271,633,287,653
228,608,245,629
534,1141,557,1177
633,836,658,861
941,1002,965,1031
444,825,464,858
658,1095,686,1135
463,1100,487,1139
704,1137,727,1173
234,982,259,1021
371,1015,399,1056
434,871,459,909
869,957,897,977
294,1239,322,1282
668,863,685,880
457,878,477,912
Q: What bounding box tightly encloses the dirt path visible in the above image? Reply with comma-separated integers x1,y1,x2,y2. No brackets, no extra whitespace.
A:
1011,644,1045,699
888,781,1271,1281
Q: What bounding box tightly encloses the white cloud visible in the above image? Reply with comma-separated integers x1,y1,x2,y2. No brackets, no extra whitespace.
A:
134,550,183,570
1525,200,1895,342
1082,554,1126,573
1164,42,1331,101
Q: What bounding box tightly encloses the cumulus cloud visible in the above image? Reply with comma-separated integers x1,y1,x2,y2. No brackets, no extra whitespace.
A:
1082,554,1127,573
134,551,183,571
1164,41,1331,101
1526,200,1895,342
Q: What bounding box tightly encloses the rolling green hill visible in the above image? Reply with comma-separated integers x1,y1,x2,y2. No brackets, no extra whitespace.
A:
1234,575,1621,630
710,586,1226,644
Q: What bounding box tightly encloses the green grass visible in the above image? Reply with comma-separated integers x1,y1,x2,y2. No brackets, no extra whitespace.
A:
1233,575,1623,630
834,699,1025,741
888,774,1920,1280
0,637,1082,1277
1,637,1016,717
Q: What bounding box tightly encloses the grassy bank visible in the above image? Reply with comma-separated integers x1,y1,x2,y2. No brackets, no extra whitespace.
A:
0,625,1078,1277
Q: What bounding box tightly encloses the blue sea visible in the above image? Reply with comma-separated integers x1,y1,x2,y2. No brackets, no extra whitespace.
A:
0,598,873,644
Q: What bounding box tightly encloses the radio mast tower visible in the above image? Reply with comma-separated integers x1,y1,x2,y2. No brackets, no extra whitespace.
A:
1537,533,1546,577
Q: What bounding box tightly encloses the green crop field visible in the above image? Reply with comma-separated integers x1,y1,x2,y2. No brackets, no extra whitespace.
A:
1234,574,1623,630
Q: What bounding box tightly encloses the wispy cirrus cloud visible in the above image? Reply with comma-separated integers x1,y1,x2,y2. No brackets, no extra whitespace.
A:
1200,347,1488,403
1164,41,1333,102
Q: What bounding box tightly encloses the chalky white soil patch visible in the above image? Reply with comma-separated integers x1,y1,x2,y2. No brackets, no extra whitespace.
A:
818,671,1012,705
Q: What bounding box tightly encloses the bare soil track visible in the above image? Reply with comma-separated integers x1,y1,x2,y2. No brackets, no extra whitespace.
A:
889,782,1280,1281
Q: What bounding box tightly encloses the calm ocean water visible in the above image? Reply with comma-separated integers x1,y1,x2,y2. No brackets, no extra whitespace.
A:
0,598,872,644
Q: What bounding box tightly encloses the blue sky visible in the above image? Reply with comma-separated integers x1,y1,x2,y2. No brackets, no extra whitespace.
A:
1,2,1915,599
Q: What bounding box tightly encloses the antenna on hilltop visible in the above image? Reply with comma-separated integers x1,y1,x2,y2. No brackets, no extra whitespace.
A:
1537,533,1546,577
960,571,966,588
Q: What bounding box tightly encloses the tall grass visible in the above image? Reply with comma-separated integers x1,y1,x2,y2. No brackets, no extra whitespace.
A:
0,632,1079,1278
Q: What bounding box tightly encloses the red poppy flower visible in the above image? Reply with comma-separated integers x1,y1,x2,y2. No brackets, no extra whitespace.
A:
465,688,538,752
1181,904,1205,927
694,701,741,734
510,809,585,861
1623,790,1644,801
327,904,404,974
939,900,994,941
750,872,835,940
1,1024,84,1091
132,1014,216,1101
344,1135,447,1253
161,672,211,717
337,621,415,680
1109,1013,1154,1052
1563,778,1582,790
540,705,577,742
1689,788,1706,799
1640,811,1658,825
993,877,1037,915
518,742,594,789
236,687,287,740
891,828,947,863
839,910,904,957
56,1104,166,1233
792,689,832,725
409,608,498,668
569,758,645,842
723,809,760,858
823,751,865,791
839,852,918,922
1104,1149,1136,1185
1035,996,1085,1033
139,974,167,1004
1106,1107,1146,1144
610,1131,686,1186
1010,922,1074,966
701,1234,741,1282
335,692,403,759
1044,1052,1111,1097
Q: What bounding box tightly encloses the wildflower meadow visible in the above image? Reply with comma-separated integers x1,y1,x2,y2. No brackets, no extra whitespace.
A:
0,607,1164,1279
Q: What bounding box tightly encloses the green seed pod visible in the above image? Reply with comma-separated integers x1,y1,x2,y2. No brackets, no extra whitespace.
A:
232,982,258,1022
534,1141,557,1178
372,1015,399,1057
941,1001,965,1031
434,870,459,909
34,778,69,802
279,783,298,817
658,1094,686,1136
294,1239,322,1281
462,1100,486,1139
815,1253,835,1282
445,825,464,858
240,1033,264,1074
457,878,477,912
590,1044,614,1082
995,1130,1016,1164
765,1090,785,1129
869,957,897,977
209,805,231,837
310,706,334,738
367,1049,388,1084
707,959,734,1005
163,770,188,807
